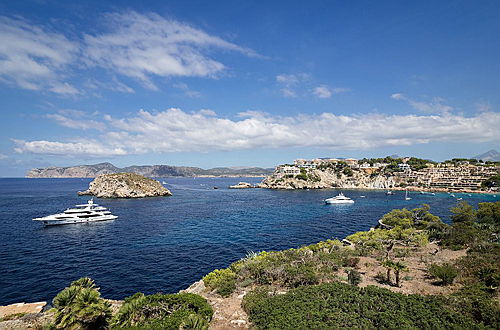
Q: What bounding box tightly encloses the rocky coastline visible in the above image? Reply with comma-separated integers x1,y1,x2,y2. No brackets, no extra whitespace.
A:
78,173,172,198
260,168,396,190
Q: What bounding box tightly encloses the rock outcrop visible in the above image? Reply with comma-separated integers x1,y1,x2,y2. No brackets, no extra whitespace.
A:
78,173,172,198
260,169,396,190
229,182,255,189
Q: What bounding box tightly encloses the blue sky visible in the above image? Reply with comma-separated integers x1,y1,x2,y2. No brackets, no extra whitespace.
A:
0,0,499,176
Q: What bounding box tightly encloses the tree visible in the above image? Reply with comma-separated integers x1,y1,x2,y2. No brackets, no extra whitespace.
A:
52,277,111,330
450,201,476,224
381,259,394,284
391,261,408,287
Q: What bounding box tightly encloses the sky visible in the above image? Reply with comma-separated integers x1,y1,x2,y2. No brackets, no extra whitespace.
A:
0,0,499,176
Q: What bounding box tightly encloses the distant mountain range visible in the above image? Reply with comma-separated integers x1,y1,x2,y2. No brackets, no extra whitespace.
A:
26,162,274,178
473,149,500,161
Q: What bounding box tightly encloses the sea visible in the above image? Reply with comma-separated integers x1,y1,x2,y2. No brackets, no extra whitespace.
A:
0,177,498,305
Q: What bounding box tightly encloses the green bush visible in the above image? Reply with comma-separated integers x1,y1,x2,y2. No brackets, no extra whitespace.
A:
347,269,362,286
243,282,479,329
428,263,458,285
51,277,111,330
111,292,212,329
203,268,236,297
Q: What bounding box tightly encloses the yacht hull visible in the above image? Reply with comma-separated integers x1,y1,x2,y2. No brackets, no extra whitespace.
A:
33,215,118,226
325,200,354,204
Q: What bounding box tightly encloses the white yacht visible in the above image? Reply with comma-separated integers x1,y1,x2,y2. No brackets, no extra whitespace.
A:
325,192,354,204
33,199,117,226
386,190,395,195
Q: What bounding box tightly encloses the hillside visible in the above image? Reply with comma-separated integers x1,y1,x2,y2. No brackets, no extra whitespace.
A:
473,149,500,161
26,163,273,178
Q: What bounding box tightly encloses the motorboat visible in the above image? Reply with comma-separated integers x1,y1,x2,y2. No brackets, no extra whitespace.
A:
405,190,411,201
33,199,117,226
386,190,395,195
325,192,354,204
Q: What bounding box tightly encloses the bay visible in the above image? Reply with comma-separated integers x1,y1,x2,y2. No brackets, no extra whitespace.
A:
0,177,498,305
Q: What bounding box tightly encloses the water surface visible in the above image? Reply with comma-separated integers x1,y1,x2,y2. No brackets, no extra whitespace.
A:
0,178,498,305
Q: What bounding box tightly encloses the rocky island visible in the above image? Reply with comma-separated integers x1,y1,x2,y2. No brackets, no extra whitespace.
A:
78,173,172,198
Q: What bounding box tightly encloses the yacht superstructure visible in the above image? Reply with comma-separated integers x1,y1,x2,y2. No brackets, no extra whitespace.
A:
33,199,117,226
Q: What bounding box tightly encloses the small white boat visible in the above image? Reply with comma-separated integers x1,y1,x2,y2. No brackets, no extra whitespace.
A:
386,190,394,195
325,192,354,204
33,199,117,226
450,194,456,197
430,192,436,196
162,181,167,184
405,190,411,201
457,197,463,201
360,195,366,198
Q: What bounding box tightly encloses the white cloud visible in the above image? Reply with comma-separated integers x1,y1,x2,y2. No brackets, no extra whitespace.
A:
14,108,500,156
276,74,299,85
0,153,8,160
46,110,106,131
280,88,296,98
13,139,127,156
0,16,79,94
313,85,349,99
173,83,201,98
84,11,257,89
391,93,453,114
85,78,135,94
313,85,332,98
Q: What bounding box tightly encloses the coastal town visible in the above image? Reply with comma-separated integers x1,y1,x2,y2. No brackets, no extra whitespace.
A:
267,156,499,192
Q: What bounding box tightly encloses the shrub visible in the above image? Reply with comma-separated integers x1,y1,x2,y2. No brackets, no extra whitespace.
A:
242,282,478,329
429,263,458,285
347,269,362,286
51,277,111,330
203,268,237,297
111,292,212,329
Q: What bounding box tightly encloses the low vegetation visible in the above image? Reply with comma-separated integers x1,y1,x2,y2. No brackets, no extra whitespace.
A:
242,282,478,329
110,292,213,329
46,278,212,330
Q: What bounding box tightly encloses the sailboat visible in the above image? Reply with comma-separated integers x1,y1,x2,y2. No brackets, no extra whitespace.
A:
405,190,411,201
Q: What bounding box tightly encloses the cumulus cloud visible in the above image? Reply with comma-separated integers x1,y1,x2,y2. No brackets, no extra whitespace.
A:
14,108,500,156
84,11,257,89
391,93,453,114
0,16,79,94
13,139,127,156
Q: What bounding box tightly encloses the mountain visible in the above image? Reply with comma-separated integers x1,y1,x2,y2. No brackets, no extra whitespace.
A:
473,149,500,161
26,162,274,178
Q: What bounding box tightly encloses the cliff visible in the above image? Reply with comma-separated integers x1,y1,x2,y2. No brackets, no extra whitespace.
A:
78,173,172,198
260,168,396,189
26,163,273,178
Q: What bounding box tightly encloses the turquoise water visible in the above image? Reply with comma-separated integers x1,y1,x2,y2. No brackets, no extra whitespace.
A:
0,177,498,305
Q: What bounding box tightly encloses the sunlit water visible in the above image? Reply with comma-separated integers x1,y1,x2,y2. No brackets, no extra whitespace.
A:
0,177,498,305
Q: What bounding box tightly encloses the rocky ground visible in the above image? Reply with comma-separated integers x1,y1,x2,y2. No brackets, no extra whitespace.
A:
260,168,396,190
78,172,172,198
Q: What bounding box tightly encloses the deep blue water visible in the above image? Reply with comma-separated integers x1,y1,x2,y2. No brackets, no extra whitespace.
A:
0,177,498,305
